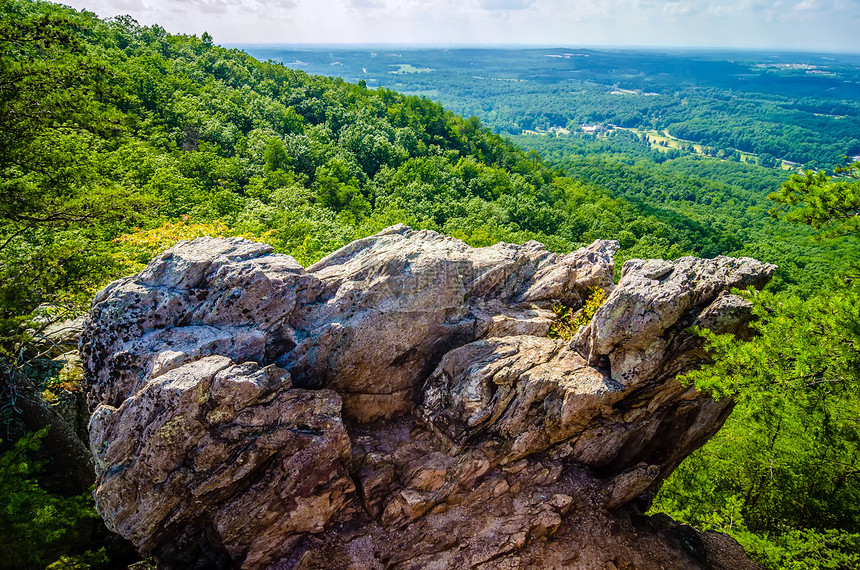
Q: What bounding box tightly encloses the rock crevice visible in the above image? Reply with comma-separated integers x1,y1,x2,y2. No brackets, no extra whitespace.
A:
81,225,774,569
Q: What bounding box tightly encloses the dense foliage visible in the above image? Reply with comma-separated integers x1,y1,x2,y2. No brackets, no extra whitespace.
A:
2,1,859,568
243,46,860,170
652,275,860,568
771,161,860,238
647,167,860,568
0,431,105,569
513,132,860,296
0,1,707,564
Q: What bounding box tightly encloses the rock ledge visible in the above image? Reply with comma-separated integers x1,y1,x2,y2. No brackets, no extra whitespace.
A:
82,226,774,569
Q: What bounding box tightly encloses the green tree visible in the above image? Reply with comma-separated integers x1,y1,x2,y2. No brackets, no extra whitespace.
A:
0,430,106,568
653,161,860,569
654,282,860,569
263,137,292,174
770,161,860,237
758,152,780,168
314,158,369,218
0,0,148,490
0,0,146,250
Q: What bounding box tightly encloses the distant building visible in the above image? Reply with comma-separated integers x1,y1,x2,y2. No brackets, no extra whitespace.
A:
582,124,604,134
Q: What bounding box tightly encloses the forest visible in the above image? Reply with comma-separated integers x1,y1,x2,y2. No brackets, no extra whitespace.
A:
1,0,858,568
242,45,860,170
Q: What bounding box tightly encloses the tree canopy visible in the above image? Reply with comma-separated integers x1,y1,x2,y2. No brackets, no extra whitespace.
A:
652,166,860,569
1,1,859,568
770,161,860,237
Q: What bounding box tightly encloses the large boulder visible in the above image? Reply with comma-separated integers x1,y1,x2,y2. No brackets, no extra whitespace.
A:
81,225,774,569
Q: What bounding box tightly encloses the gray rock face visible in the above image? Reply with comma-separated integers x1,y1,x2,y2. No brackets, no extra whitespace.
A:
573,256,772,387
81,226,774,569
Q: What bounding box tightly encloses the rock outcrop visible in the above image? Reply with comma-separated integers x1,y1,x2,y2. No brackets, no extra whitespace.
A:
81,225,775,569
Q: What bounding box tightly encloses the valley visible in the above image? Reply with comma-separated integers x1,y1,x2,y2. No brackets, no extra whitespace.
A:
1,2,859,567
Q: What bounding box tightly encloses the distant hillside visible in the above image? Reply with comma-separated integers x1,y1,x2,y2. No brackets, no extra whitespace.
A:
239,46,860,170
512,132,860,295
3,3,860,569
3,0,753,331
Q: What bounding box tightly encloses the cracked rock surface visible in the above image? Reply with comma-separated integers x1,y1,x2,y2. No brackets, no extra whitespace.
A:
81,225,774,569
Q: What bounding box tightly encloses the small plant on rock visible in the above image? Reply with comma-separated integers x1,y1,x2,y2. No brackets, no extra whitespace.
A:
548,286,607,341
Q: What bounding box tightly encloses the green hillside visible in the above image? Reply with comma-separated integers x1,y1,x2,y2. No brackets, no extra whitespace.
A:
241,46,860,170
514,131,860,296
1,1,859,568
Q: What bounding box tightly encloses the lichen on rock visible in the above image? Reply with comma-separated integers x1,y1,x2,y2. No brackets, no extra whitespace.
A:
81,225,774,569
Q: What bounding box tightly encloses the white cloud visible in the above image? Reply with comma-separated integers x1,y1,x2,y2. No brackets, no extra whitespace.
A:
480,0,535,10
169,0,232,15
59,0,860,50
794,0,818,9
662,0,697,15
111,0,150,10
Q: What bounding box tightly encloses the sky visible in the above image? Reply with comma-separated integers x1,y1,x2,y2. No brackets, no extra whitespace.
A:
59,0,860,52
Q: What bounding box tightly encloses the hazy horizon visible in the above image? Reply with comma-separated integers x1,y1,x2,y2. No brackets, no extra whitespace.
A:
226,43,860,56
59,0,860,54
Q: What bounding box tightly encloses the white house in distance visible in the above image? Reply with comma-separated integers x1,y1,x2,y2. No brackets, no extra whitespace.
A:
582,124,605,134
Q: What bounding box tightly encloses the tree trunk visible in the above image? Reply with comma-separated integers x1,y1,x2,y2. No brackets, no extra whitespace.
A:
13,376,96,490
